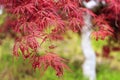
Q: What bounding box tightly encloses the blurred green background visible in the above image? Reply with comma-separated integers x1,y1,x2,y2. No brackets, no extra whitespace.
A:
0,31,120,80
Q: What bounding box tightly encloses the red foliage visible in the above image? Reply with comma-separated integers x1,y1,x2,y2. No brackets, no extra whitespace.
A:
31,52,70,77
1,0,120,77
103,0,120,33
102,45,110,58
112,47,120,51
91,15,114,40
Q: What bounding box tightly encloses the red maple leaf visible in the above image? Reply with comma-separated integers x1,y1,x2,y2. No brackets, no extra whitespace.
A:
31,52,71,77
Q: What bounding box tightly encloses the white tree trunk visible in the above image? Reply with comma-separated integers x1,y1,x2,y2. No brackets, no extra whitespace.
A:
81,13,96,80
0,5,3,15
81,0,105,79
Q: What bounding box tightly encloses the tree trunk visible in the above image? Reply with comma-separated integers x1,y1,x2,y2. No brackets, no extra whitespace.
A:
0,5,3,15
81,13,96,80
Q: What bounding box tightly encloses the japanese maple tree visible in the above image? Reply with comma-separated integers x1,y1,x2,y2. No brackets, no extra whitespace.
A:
0,0,120,77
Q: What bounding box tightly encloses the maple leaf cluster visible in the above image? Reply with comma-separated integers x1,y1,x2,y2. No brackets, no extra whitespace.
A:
31,52,70,77
92,0,120,40
0,0,120,76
